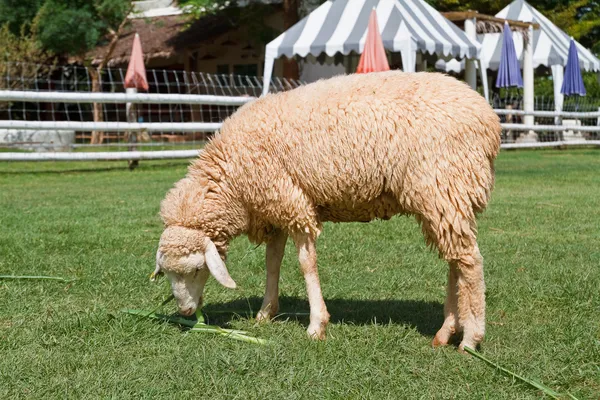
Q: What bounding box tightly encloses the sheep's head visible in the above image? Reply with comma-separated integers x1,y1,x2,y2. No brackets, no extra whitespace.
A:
153,226,236,316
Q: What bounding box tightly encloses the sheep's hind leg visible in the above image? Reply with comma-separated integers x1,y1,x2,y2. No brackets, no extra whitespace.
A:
256,230,288,322
417,211,485,351
432,263,459,347
293,233,329,340
453,245,485,352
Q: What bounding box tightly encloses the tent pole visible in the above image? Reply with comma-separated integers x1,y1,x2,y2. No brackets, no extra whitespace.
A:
551,64,564,126
401,42,416,73
521,25,537,142
464,16,477,90
478,60,489,102
262,56,275,96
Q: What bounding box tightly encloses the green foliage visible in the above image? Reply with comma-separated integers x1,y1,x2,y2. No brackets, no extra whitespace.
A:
0,0,130,57
35,1,104,56
95,0,132,28
0,0,43,35
534,72,600,98
0,23,48,91
35,0,130,56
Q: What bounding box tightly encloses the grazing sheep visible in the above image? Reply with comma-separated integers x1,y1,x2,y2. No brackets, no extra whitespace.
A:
154,71,501,351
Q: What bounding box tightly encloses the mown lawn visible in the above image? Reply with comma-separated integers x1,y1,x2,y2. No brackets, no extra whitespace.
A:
0,150,599,399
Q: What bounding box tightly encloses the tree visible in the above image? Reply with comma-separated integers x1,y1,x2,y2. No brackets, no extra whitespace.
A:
0,0,133,142
0,23,49,104
36,0,133,143
0,0,44,35
35,0,131,57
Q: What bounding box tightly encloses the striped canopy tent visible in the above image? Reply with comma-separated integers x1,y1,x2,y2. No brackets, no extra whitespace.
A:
262,0,483,96
436,0,600,111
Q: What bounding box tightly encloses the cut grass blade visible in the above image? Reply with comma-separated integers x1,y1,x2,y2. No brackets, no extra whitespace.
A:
464,346,578,400
121,306,268,345
120,308,199,328
0,275,74,283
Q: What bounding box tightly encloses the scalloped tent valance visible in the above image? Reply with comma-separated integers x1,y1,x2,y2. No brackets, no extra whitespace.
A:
262,0,483,95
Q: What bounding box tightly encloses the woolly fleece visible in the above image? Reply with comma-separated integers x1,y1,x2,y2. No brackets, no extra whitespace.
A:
160,71,501,262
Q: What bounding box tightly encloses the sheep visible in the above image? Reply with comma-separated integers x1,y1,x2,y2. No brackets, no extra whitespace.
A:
154,71,501,351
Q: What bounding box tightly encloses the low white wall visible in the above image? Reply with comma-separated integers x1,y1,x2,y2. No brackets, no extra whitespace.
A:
0,129,75,152
299,57,346,83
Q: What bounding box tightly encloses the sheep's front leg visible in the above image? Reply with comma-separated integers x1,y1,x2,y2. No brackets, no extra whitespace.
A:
256,230,287,322
294,234,329,340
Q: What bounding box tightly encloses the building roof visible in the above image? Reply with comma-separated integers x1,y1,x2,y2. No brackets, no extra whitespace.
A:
88,13,236,66
88,1,282,66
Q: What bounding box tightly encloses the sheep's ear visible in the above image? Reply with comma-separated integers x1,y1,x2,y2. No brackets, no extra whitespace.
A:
205,240,237,289
151,251,164,281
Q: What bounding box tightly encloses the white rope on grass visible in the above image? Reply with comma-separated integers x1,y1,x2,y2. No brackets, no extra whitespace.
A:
0,90,255,106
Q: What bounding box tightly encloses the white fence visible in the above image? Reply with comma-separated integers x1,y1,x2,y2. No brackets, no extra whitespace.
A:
1,87,600,161
0,63,301,153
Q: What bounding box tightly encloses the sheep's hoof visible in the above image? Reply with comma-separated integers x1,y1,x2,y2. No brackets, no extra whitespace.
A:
255,309,275,323
458,340,479,355
457,343,472,355
306,324,326,340
432,327,454,348
431,335,449,348
256,303,278,323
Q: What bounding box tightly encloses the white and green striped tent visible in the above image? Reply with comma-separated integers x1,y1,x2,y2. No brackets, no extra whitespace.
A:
262,0,482,95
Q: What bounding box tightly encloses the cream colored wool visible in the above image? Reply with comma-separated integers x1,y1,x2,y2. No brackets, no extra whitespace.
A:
158,71,501,349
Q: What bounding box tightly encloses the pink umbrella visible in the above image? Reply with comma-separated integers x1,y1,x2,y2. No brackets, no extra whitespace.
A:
356,9,390,74
124,33,149,91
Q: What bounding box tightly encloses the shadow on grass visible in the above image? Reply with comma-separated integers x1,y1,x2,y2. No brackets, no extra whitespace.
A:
204,296,443,337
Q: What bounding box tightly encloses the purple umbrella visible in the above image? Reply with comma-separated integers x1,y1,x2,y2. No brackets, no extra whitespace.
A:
496,22,523,88
561,38,586,96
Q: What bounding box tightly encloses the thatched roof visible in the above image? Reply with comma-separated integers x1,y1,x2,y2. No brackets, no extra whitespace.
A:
87,13,237,66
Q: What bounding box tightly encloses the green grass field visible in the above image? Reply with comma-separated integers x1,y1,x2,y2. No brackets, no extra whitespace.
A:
1,150,599,399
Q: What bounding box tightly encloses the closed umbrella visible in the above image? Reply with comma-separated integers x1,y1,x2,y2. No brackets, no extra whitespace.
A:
496,22,523,89
356,9,390,74
561,38,586,128
561,38,586,97
125,33,149,91
124,33,149,170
